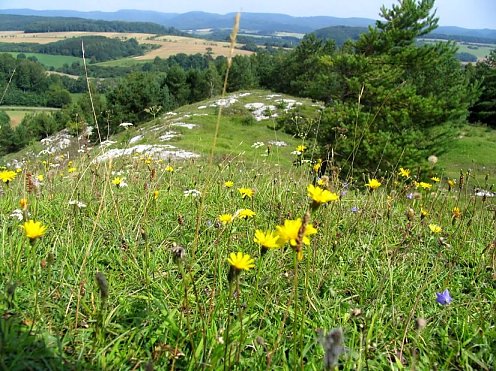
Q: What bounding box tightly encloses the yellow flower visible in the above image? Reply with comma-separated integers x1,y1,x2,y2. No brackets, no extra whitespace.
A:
228,251,255,271
19,198,28,210
112,177,122,186
68,167,77,173
398,167,410,178
313,159,322,173
224,180,234,188
254,230,280,250
16,168,22,173
238,187,254,199
366,178,381,190
431,176,441,183
317,178,325,186
418,182,432,190
22,220,47,241
420,207,429,218
37,174,44,181
153,190,159,200
0,170,16,184
429,224,442,234
452,207,461,218
218,214,233,225
447,179,456,190
296,144,307,153
165,165,174,172
307,184,339,206
276,218,317,248
237,209,256,219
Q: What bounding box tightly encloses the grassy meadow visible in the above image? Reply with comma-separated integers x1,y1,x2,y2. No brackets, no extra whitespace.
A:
3,52,81,69
0,90,495,370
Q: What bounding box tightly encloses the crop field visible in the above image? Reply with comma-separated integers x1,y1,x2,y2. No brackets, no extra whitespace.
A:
0,31,253,61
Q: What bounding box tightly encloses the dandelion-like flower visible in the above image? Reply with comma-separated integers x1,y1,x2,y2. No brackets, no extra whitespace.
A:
237,209,256,219
436,289,452,305
418,182,432,190
218,214,233,225
112,177,123,187
254,230,280,253
0,170,16,184
313,159,322,173
238,187,254,199
431,176,441,183
398,167,411,178
296,144,307,154
68,167,77,173
165,165,174,173
420,207,429,219
447,179,456,191
153,190,159,200
307,184,339,208
366,178,381,190
22,220,47,242
224,180,234,188
429,224,442,234
227,251,255,281
276,218,317,260
452,207,461,219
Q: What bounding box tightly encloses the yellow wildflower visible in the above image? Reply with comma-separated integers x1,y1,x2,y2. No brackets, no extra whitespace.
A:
20,198,28,210
296,145,307,153
254,230,280,250
429,224,442,234
0,170,16,184
237,209,256,219
218,214,233,225
418,182,432,190
238,187,254,199
224,180,234,188
165,165,174,173
431,176,441,183
366,178,381,190
276,218,317,248
452,207,461,219
399,167,411,178
22,220,47,241
307,184,339,207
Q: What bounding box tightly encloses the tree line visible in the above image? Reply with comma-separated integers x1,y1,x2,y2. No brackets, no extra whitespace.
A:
0,36,152,63
0,14,186,36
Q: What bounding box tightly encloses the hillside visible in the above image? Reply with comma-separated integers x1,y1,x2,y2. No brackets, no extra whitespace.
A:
2,90,322,169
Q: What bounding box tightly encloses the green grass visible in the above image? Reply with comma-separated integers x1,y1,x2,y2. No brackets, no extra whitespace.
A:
5,52,82,69
93,58,150,67
456,43,496,59
438,124,496,183
0,91,495,370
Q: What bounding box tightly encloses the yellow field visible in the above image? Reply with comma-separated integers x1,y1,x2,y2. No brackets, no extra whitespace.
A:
0,31,253,59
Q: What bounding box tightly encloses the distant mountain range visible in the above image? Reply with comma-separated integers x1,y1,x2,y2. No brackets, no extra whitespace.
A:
0,8,495,42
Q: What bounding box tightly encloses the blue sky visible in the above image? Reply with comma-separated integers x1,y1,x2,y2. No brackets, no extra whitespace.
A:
1,0,495,29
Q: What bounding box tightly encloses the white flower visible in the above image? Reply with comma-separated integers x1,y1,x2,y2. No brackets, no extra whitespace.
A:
251,142,265,149
10,209,28,221
68,200,87,208
184,189,201,197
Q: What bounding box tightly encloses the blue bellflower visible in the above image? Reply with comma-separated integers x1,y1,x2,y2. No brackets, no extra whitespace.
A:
436,289,452,305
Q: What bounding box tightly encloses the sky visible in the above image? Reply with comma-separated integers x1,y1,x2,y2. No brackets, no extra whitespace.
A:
0,0,495,29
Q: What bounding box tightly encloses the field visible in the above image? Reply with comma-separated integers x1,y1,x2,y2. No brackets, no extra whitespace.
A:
0,106,60,127
419,38,496,60
0,91,495,369
3,52,81,69
0,31,253,63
